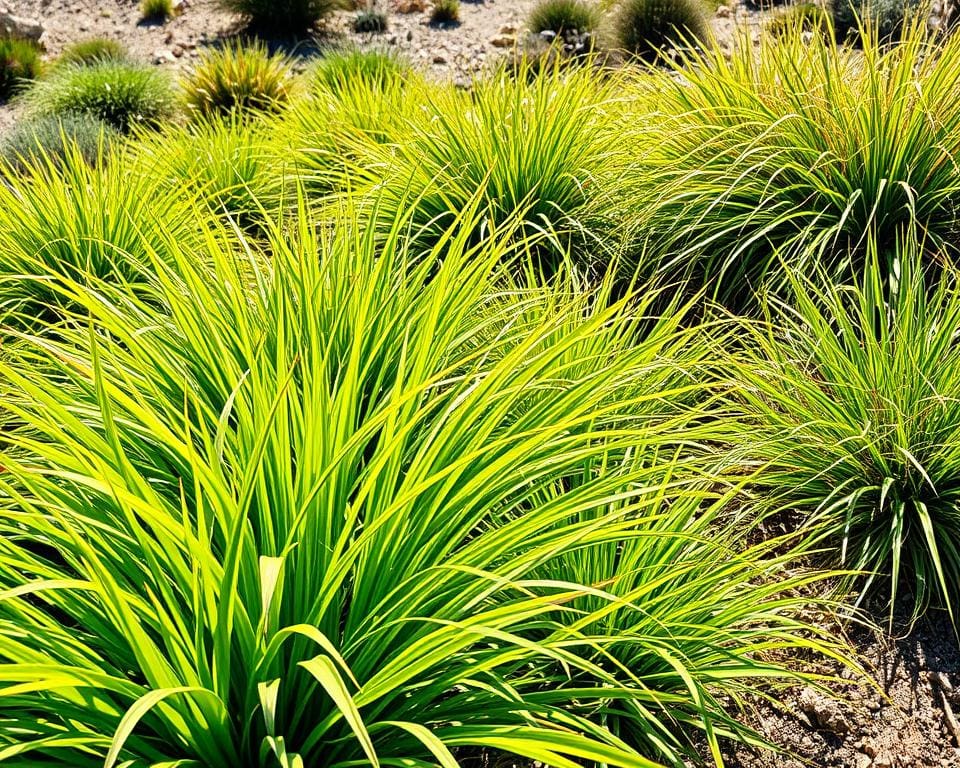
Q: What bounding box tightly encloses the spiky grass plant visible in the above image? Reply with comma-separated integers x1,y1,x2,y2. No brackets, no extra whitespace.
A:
337,64,628,270
0,146,201,329
624,19,960,309
615,0,709,61
430,0,460,23
0,112,118,176
26,60,177,132
728,237,960,627
182,40,295,120
0,188,848,766
56,37,129,67
528,0,602,34
0,38,42,100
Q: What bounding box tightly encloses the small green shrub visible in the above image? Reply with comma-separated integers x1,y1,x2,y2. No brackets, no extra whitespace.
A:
182,40,294,119
767,2,830,37
26,60,176,133
729,240,960,627
57,38,129,67
217,0,347,32
832,0,922,43
312,48,409,90
430,0,460,23
141,0,174,20
353,8,389,31
616,0,709,60
0,113,118,175
0,38,41,100
528,0,601,34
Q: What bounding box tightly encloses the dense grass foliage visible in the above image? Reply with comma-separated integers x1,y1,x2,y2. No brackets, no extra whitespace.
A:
141,0,174,21
336,65,629,269
0,194,844,766
183,40,295,119
26,60,177,133
0,113,117,175
5,18,960,768
0,38,42,100
832,0,921,43
627,20,960,308
728,239,960,625
0,148,201,328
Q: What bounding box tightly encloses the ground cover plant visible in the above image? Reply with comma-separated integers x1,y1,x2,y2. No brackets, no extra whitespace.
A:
0,38,42,100
529,0,602,34
0,187,848,766
726,238,960,626
625,18,960,309
25,59,177,133
55,37,129,67
218,0,347,33
0,112,117,175
4,11,960,767
182,40,295,119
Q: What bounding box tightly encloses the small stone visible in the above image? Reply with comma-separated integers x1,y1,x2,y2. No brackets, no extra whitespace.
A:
499,24,517,34
171,45,184,57
489,35,515,48
164,30,174,43
798,688,850,735
862,742,878,758
153,48,177,64
872,752,893,768
716,3,731,16
432,54,446,64
406,29,413,41
539,29,557,41
388,34,397,44
0,10,44,40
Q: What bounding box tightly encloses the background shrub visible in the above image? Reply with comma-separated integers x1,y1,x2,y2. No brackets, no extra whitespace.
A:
0,38,41,100
26,60,176,133
615,0,709,60
141,0,174,21
182,40,294,119
430,0,460,23
56,37,129,67
353,8,389,31
0,112,118,175
832,0,922,43
528,0,602,33
217,0,347,32
766,2,830,37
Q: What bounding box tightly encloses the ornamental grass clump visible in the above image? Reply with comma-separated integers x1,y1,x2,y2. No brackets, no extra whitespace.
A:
26,59,176,132
218,0,347,33
624,19,960,310
0,189,850,766
727,237,960,627
0,112,118,175
615,0,710,61
338,65,629,271
56,37,129,67
0,37,41,100
528,0,602,34
182,40,295,119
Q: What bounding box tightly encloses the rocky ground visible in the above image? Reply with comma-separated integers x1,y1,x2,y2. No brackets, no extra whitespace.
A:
3,3,960,768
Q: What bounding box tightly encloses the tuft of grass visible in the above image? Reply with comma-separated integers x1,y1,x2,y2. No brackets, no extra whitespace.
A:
332,65,630,272
0,112,118,176
182,39,294,120
25,60,177,133
141,0,174,21
353,8,389,32
430,0,460,23
727,238,960,628
56,37,129,67
766,1,829,37
217,0,348,33
0,186,852,767
528,0,602,34
0,38,42,100
311,47,409,90
622,19,960,310
615,0,709,61
0,146,202,330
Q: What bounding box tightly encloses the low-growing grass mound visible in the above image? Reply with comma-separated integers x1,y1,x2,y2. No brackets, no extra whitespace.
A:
0,112,117,175
0,38,41,100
